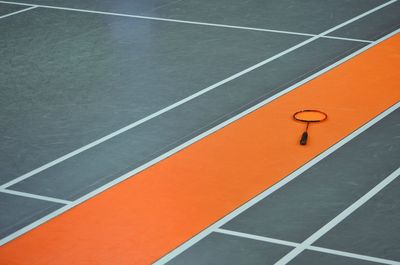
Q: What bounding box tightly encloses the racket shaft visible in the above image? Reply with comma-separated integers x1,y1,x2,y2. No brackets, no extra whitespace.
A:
300,131,308,145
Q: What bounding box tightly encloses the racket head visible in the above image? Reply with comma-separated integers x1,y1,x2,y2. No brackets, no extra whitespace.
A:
293,109,327,123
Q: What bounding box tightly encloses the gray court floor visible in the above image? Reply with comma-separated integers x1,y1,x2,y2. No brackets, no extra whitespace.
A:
0,0,399,264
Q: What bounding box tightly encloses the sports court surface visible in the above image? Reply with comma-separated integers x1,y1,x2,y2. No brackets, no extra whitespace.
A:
0,0,399,264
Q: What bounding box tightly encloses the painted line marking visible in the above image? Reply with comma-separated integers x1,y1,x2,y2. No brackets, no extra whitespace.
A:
0,0,373,43
0,0,395,191
0,5,36,19
215,228,299,248
274,166,400,265
0,189,71,205
0,24,398,247
215,229,400,265
153,100,400,264
309,246,400,265
322,35,372,43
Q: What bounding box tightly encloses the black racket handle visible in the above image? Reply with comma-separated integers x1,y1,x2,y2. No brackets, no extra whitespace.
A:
300,132,308,145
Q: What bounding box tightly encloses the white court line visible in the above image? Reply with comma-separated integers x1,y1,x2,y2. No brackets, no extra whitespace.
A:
215,228,299,248
154,99,400,264
0,189,71,205
0,0,395,191
0,0,372,43
0,5,36,19
323,35,372,43
275,166,400,265
0,28,398,249
309,246,400,265
215,228,400,265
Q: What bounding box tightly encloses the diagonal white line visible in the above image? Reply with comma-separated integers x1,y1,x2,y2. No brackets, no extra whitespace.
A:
309,246,400,265
0,5,36,19
318,0,397,34
215,228,299,247
0,188,71,205
274,167,400,265
323,35,373,43
215,228,400,265
0,0,373,43
0,0,396,190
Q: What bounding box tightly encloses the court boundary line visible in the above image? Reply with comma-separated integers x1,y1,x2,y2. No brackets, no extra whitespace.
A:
324,35,372,43
0,189,71,205
0,0,396,191
215,228,299,247
0,0,374,43
0,4,36,19
215,228,400,265
309,246,400,265
275,166,400,265
0,29,398,248
153,101,400,264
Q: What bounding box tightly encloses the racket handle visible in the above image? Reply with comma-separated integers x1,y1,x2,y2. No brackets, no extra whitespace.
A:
300,132,308,145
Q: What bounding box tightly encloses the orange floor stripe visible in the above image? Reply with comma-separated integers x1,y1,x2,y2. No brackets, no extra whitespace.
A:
1,34,399,265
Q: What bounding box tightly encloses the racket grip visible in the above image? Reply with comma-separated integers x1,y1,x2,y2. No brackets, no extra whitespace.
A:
300,132,308,145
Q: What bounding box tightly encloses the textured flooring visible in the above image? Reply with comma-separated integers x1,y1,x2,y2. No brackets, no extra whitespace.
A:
0,1,399,264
